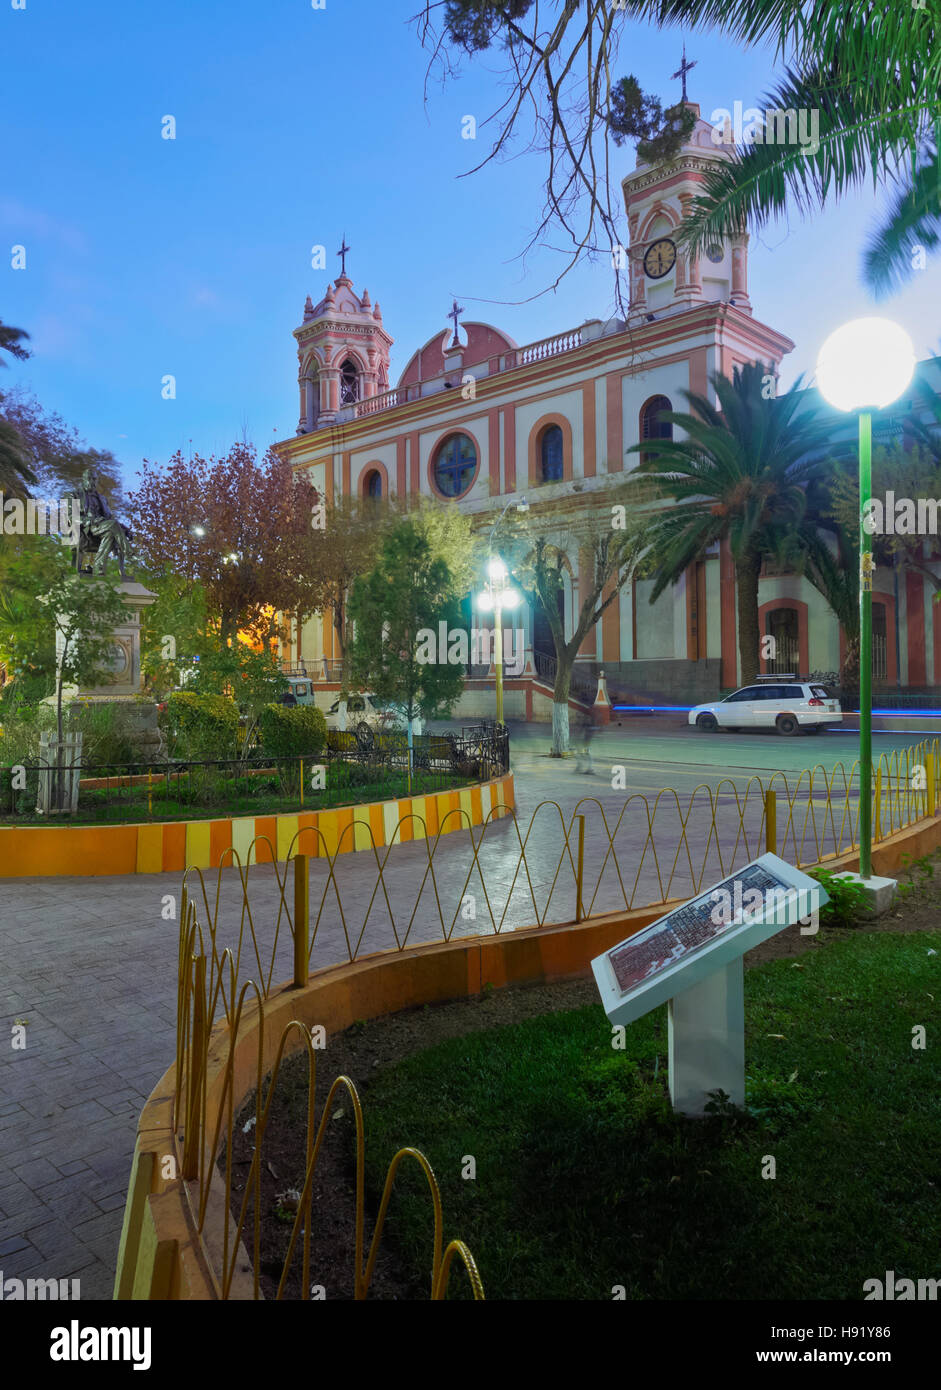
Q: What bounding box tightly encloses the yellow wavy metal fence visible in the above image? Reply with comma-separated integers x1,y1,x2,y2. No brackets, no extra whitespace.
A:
168,741,940,1299
174,900,484,1300
179,743,940,993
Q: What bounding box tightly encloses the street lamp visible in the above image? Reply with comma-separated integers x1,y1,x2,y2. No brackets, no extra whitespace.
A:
477,556,520,724
816,317,915,879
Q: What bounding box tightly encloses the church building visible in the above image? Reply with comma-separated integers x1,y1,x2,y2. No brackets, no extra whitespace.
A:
274,101,941,717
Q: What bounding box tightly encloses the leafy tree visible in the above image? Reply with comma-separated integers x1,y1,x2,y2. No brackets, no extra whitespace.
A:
0,416,36,498
313,495,390,679
2,538,127,800
347,519,466,736
138,571,212,700
625,361,831,687
416,2,694,306
187,642,288,757
506,503,648,754
645,2,940,297
418,3,941,298
402,494,482,600
0,385,125,509
129,442,323,646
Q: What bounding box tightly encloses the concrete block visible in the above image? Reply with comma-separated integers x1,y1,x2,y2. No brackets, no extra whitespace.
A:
832,871,898,917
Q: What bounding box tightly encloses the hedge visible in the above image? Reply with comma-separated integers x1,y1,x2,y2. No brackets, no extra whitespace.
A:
257,703,327,758
166,691,239,757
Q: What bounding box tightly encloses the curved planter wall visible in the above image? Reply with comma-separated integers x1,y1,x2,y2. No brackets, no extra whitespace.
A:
0,773,514,878
113,812,941,1299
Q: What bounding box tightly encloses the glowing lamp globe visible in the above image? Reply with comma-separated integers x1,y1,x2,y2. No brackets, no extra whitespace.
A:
477,592,494,612
816,318,915,412
487,557,508,583
499,589,520,609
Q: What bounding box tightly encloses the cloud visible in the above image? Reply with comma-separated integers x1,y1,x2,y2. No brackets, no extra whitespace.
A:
0,198,87,253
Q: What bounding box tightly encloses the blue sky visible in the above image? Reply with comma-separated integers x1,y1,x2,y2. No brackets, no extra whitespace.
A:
2,0,938,491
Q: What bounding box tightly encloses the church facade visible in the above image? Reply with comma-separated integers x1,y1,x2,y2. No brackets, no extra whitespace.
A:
274,104,941,716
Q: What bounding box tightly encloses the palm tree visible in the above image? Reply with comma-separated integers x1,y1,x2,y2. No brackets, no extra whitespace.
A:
785,519,860,696
658,2,940,296
0,319,30,365
0,319,35,496
0,417,36,497
625,361,831,686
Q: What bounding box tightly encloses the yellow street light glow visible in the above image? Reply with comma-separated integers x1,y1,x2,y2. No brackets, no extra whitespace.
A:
816,317,916,412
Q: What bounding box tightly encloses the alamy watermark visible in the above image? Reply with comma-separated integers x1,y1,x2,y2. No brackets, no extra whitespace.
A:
710,103,820,157
415,622,525,677
0,493,80,544
863,493,941,536
710,879,821,935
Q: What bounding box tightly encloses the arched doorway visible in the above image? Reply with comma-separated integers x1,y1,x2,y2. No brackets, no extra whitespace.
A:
765,607,799,675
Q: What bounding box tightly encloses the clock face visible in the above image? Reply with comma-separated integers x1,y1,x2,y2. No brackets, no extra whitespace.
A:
643,238,676,279
706,243,724,264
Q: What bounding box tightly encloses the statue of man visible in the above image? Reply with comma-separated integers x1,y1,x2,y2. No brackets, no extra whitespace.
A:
76,469,132,578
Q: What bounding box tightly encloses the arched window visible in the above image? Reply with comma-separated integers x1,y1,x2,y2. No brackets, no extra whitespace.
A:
641,395,673,443
339,358,359,406
540,424,564,483
363,468,382,500
764,607,799,675
433,433,477,498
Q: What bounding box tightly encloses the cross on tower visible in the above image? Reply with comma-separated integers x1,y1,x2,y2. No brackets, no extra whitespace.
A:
337,237,350,277
447,297,464,347
671,43,697,104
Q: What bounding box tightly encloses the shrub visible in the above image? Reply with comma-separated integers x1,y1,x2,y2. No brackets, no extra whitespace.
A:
258,703,327,759
808,868,872,928
0,701,56,767
166,691,239,759
66,701,137,765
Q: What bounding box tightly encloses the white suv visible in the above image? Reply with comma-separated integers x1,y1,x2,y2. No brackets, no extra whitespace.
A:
689,681,842,735
324,694,423,736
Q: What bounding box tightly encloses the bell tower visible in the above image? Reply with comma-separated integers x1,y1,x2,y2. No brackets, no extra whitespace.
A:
293,244,393,433
622,100,752,323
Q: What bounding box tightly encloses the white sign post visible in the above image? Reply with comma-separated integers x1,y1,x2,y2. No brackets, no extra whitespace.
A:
591,853,828,1116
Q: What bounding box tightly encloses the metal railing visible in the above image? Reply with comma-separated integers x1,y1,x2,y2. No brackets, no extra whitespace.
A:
175,901,483,1300
765,637,800,676
532,650,597,701
0,726,510,824
176,741,940,998
167,737,941,1299
320,325,587,427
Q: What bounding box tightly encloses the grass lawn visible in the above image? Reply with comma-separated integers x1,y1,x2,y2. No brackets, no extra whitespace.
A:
360,931,941,1300
2,767,471,824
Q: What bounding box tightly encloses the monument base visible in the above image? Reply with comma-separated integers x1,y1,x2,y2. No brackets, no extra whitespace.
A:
832,871,898,918
67,696,165,761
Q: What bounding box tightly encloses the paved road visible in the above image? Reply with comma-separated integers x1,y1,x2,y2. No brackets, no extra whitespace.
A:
0,718,928,1299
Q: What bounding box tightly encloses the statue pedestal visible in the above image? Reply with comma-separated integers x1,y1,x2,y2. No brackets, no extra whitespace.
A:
52,581,164,759
64,581,156,698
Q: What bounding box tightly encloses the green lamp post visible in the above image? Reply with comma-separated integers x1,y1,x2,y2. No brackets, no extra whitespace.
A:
816,317,916,878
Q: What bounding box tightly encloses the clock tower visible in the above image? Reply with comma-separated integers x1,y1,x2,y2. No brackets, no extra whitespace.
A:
622,101,752,323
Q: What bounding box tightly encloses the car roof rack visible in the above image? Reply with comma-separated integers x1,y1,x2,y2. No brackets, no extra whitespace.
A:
755,673,797,680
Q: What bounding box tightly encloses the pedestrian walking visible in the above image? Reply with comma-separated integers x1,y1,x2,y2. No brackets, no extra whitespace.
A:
574,715,596,774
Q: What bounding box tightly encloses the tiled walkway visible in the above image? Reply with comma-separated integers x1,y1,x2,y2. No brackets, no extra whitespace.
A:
0,753,840,1299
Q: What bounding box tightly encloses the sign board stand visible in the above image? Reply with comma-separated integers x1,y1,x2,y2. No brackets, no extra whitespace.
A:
668,958,744,1115
591,854,827,1118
